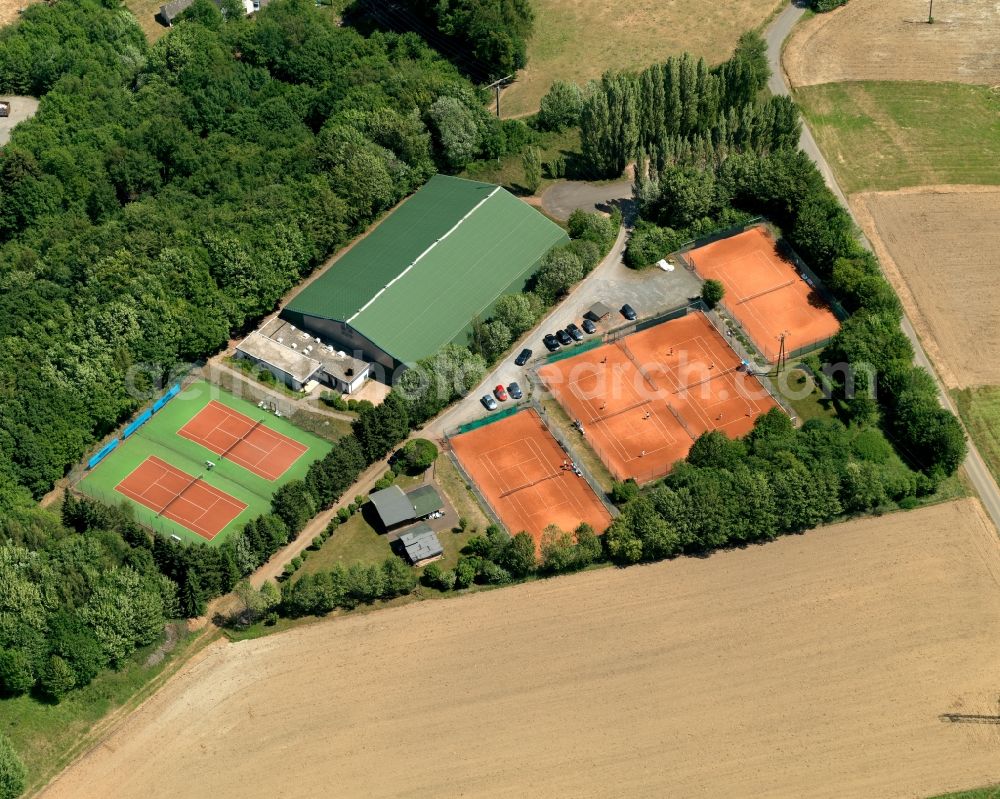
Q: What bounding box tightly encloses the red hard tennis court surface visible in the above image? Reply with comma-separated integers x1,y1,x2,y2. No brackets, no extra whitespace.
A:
686,226,840,362
115,455,247,541
450,409,612,549
538,313,778,482
177,401,308,481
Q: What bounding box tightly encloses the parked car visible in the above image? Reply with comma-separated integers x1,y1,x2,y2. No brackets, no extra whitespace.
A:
556,329,573,346
507,381,523,400
543,334,561,352
582,318,597,334
515,347,532,366
566,323,584,342
481,395,498,411
494,384,508,401
621,303,637,321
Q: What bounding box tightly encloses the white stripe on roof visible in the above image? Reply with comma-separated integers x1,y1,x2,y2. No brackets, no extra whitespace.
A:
346,186,502,324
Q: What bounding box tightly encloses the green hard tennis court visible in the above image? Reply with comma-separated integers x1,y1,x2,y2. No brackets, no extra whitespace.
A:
78,380,332,545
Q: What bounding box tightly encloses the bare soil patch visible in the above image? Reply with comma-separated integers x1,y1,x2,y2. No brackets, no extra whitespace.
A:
41,499,1000,799
0,0,35,28
852,186,1000,389
502,0,783,117
784,0,1000,87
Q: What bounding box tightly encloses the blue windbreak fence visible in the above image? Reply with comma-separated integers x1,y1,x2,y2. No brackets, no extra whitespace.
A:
87,439,119,469
153,383,181,412
122,408,153,439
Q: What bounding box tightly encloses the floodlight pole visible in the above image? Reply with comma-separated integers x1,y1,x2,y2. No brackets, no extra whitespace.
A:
486,75,514,118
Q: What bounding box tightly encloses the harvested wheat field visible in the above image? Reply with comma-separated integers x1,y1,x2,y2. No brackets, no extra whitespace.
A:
501,0,782,117
853,186,1000,389
784,0,1000,87
42,499,1000,799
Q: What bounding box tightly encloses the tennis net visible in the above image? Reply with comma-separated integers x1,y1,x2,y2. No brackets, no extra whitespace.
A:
157,473,203,517
219,418,265,461
737,279,794,304
673,366,740,394
500,471,562,498
591,398,651,424
616,339,659,391
666,402,696,441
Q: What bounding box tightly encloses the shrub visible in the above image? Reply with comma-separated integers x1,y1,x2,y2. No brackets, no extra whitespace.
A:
264,612,278,626
537,81,583,131
624,221,684,269
0,732,26,799
568,209,618,251
311,536,323,549
397,439,438,474
336,507,350,523
610,479,640,505
701,279,725,309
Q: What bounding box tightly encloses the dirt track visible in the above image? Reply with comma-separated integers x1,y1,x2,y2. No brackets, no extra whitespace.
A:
784,0,1000,87
41,499,1000,799
852,186,1000,389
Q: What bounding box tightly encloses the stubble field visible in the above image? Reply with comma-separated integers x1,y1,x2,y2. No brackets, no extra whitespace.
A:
852,186,1000,389
500,0,782,117
784,0,1000,87
41,499,1000,799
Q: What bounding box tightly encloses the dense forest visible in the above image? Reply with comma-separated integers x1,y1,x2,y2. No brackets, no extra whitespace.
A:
351,0,534,79
0,0,519,501
0,0,535,760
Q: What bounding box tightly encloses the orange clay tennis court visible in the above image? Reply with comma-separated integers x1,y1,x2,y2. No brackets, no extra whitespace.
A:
178,400,308,481
538,312,779,482
450,409,612,547
115,455,247,541
685,226,840,361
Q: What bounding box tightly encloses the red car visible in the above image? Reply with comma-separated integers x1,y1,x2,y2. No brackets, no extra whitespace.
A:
493,384,509,401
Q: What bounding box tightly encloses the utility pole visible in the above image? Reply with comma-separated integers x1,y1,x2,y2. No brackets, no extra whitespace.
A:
775,332,788,375
928,0,934,23
485,75,514,118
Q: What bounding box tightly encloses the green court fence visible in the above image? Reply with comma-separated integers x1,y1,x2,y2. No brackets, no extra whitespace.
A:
455,403,524,435
544,337,603,364
442,447,506,533
675,216,765,255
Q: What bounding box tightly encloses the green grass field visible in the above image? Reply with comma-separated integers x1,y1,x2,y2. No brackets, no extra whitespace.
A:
795,81,1000,194
462,127,581,194
5,625,208,796
78,380,332,545
954,386,1000,488
299,462,484,575
929,787,1000,799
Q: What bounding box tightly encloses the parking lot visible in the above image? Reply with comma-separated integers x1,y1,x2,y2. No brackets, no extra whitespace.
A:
431,225,703,433
0,96,39,146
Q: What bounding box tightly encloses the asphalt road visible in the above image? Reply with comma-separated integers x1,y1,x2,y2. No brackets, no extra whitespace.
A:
765,1,1000,531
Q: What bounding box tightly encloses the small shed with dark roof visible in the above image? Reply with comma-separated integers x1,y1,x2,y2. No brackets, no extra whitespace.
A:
398,523,443,566
407,485,443,518
368,485,416,530
585,301,612,321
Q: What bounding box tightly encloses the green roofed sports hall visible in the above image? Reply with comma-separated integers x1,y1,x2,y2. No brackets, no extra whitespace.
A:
282,175,568,368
